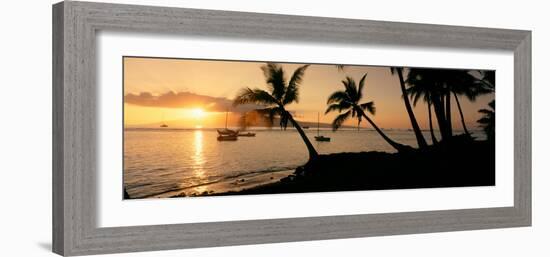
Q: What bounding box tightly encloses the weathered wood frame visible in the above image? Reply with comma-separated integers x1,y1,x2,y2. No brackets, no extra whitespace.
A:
52,1,531,256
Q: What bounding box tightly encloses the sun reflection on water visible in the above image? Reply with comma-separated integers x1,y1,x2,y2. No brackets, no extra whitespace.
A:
192,130,205,179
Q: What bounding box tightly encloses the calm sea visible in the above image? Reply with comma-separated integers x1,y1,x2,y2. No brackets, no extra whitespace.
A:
124,128,485,198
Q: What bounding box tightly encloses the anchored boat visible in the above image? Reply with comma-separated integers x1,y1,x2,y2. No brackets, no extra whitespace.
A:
217,110,239,141
314,112,331,142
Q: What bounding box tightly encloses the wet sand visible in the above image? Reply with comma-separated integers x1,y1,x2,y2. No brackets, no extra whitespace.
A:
150,169,294,198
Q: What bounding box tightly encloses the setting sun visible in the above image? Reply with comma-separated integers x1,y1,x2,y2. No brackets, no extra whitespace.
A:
191,108,206,119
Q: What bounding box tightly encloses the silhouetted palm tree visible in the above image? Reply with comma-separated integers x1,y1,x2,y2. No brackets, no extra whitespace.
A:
406,69,492,140
390,67,428,148
233,63,318,160
405,78,439,144
427,101,438,144
406,69,450,140
477,100,495,140
326,73,410,152
477,70,495,91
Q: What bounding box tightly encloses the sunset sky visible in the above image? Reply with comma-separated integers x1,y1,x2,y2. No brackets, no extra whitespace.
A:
123,57,494,130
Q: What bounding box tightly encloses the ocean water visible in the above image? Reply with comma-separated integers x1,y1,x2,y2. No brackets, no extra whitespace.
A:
124,128,485,198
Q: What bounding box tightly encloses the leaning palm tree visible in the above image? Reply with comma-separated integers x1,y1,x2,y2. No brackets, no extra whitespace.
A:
390,67,428,148
326,73,411,152
233,63,318,160
477,100,495,140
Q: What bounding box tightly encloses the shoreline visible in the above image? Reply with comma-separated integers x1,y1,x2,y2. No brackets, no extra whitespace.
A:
210,136,495,196
138,135,495,199
146,169,295,198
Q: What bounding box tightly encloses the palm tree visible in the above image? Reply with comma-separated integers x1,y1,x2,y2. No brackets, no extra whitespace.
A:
390,67,428,148
450,70,495,136
427,101,438,144
477,70,495,91
405,74,439,145
406,69,450,140
477,100,495,140
325,73,411,152
406,69,492,140
233,63,318,160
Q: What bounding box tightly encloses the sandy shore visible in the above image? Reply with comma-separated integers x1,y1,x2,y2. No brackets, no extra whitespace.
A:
149,169,295,198
151,136,494,198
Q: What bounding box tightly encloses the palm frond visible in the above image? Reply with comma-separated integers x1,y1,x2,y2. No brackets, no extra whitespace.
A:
477,117,491,124
331,110,352,131
336,64,346,72
261,63,287,101
325,102,351,114
342,77,358,101
359,101,376,115
357,73,368,99
478,108,493,115
254,107,281,127
389,67,402,75
327,91,350,105
233,88,278,106
488,99,495,109
476,100,495,138
283,64,309,105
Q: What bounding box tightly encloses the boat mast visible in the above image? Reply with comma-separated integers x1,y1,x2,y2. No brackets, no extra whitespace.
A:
225,110,228,129
317,112,320,136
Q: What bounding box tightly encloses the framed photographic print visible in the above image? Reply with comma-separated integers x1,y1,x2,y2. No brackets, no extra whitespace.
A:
53,1,531,256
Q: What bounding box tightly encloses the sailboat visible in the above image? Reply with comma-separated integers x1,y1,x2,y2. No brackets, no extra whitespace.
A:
217,110,238,141
314,112,331,142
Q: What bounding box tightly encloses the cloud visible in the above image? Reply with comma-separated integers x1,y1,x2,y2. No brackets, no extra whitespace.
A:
124,91,260,112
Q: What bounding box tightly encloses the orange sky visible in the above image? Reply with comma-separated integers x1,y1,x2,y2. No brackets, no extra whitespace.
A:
123,57,494,130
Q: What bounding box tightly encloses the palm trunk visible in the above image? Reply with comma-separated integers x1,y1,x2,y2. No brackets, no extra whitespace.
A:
428,101,438,145
358,109,410,152
286,111,318,160
431,95,449,140
396,69,428,149
453,92,470,135
445,90,453,138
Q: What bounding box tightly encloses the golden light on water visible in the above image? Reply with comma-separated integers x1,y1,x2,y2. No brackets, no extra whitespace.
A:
192,130,205,179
